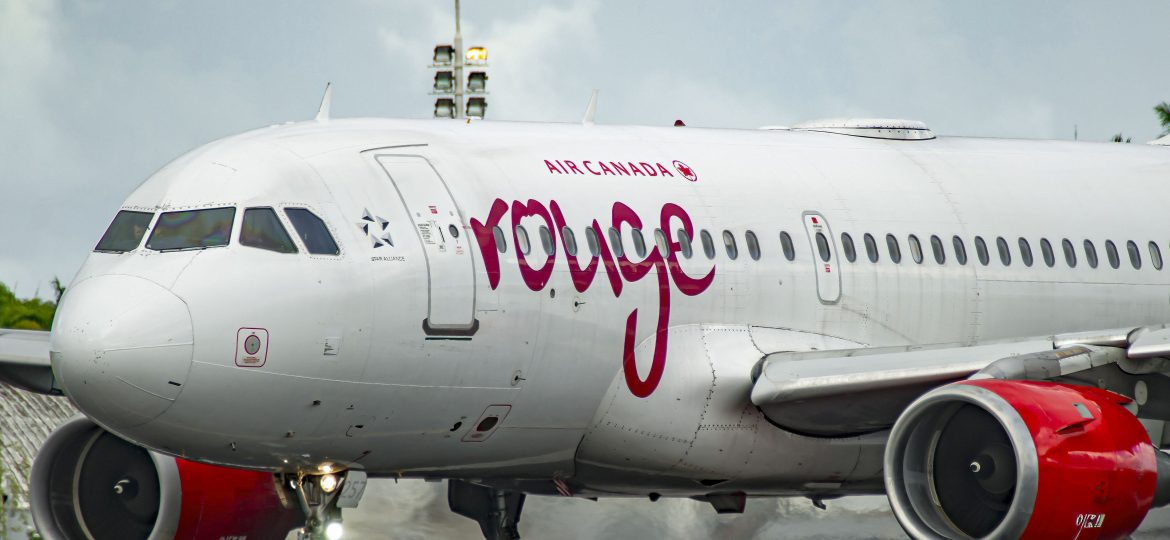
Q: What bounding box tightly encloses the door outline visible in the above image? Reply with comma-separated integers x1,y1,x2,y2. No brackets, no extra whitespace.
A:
801,211,841,304
374,154,478,335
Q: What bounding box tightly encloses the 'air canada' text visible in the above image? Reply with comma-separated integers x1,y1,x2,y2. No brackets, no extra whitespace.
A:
542,159,699,182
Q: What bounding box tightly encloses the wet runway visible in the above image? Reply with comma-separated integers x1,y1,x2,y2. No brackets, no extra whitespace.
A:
3,386,1170,539
346,479,1170,539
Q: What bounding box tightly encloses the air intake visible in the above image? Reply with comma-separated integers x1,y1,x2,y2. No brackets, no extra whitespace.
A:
790,118,935,141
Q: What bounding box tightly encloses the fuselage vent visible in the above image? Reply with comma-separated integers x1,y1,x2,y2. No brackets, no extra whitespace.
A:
790,118,935,141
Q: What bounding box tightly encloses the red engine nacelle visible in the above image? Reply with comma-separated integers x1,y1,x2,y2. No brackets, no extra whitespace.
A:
30,417,303,540
885,379,1170,540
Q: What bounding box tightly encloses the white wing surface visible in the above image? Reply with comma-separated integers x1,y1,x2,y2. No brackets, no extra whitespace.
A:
0,329,57,394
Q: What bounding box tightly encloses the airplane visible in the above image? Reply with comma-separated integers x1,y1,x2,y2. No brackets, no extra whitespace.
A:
3,89,1170,540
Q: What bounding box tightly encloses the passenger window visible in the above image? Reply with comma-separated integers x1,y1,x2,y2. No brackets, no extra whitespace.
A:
1018,238,1033,267
952,236,967,265
864,233,879,263
608,227,624,257
996,237,1011,266
148,207,236,252
841,233,856,263
284,208,339,255
1127,240,1141,269
1084,240,1099,269
908,235,923,264
1150,242,1163,270
539,226,555,256
1105,240,1120,269
95,210,154,253
516,225,532,255
701,230,716,259
631,229,647,258
975,236,990,266
815,232,831,262
1062,239,1076,268
241,208,297,253
746,230,761,261
585,227,600,256
1039,238,1055,268
561,227,578,257
655,229,669,257
780,231,796,261
886,234,902,263
723,230,739,260
930,235,945,264
492,226,507,253
677,229,693,259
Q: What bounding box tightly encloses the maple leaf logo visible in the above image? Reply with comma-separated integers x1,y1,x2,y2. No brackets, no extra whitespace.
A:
673,160,698,182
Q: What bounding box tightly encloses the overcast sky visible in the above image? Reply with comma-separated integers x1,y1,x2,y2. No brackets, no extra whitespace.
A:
4,1,1170,537
3,0,1170,299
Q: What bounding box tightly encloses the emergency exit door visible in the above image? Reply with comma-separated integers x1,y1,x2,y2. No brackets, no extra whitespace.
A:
375,155,477,333
802,212,841,304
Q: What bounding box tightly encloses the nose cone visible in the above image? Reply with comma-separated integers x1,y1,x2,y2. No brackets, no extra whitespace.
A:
51,275,193,429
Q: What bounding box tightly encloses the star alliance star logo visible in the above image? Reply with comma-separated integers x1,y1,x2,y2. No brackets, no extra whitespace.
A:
357,209,394,248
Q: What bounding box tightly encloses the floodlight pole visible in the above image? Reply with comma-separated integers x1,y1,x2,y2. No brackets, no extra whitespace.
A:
454,0,465,119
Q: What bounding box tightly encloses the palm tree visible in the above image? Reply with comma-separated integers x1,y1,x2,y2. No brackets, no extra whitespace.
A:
1156,102,1170,136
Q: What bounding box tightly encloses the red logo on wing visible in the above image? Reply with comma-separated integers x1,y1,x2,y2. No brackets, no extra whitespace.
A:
673,160,698,182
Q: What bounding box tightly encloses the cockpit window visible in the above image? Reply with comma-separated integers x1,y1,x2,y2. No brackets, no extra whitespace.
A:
95,210,154,253
240,208,298,254
284,208,340,255
146,207,235,251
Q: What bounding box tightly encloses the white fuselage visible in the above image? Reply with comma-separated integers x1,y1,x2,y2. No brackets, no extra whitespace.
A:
50,118,1170,498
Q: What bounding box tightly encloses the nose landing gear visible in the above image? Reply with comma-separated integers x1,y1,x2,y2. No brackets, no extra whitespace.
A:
281,469,367,540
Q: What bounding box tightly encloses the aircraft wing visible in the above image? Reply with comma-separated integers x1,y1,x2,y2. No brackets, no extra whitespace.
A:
750,325,1170,436
0,329,58,395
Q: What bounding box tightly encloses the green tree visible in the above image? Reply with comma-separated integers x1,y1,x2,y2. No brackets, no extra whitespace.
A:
0,282,58,330
1157,102,1170,137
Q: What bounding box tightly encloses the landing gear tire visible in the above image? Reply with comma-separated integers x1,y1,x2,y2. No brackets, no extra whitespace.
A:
282,471,360,540
448,480,525,540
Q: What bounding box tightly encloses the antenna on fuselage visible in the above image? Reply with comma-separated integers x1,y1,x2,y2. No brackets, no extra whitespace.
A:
582,89,599,126
315,82,333,123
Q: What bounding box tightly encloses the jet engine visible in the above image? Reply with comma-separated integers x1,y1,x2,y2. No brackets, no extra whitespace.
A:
30,417,303,540
885,379,1170,540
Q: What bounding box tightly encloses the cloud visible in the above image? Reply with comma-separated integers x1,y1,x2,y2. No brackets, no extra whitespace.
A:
478,0,602,122
0,0,60,87
0,0,71,299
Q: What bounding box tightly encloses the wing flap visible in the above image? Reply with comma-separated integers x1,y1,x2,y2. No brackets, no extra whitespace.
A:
750,338,1055,436
749,323,1170,436
0,329,58,395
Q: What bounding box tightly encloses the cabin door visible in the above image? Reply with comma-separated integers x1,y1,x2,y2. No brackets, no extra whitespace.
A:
375,154,477,333
802,211,841,304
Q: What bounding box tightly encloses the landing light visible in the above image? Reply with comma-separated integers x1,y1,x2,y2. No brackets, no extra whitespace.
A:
319,473,339,493
325,521,344,540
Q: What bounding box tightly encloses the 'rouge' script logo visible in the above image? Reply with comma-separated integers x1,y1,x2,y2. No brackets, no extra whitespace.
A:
471,199,715,398
543,159,698,182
